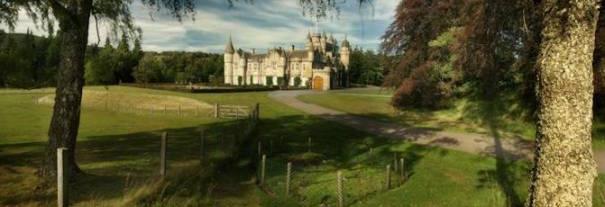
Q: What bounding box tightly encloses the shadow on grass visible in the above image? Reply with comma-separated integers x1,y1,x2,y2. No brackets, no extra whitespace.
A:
0,118,254,206
462,95,531,207
1,110,535,206
251,114,450,206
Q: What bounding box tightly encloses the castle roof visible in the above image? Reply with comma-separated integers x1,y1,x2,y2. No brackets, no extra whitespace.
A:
249,53,267,61
341,36,350,48
225,36,235,54
290,50,309,58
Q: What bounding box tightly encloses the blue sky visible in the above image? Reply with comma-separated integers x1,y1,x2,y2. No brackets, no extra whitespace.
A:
2,0,397,53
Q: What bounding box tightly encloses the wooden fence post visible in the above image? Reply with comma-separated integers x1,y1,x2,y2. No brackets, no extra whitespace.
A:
400,158,405,184
178,104,182,117
286,162,292,196
393,153,398,174
160,132,167,177
214,103,219,118
385,164,391,190
57,148,68,207
337,170,344,207
260,154,266,185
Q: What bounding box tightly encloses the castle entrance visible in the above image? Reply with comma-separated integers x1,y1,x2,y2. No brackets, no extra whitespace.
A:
313,76,324,91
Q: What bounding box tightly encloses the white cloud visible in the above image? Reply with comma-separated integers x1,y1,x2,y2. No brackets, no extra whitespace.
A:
1,0,396,53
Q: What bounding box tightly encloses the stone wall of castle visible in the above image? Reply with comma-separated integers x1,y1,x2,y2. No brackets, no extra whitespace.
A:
224,33,350,90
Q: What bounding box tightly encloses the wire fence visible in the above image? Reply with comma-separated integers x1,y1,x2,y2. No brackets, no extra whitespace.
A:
254,142,409,207
53,103,261,206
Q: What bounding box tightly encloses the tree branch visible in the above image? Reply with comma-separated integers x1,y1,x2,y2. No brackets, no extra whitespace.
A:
47,0,76,23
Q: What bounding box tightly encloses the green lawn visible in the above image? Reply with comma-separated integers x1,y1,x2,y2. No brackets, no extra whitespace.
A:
254,109,605,207
1,86,603,206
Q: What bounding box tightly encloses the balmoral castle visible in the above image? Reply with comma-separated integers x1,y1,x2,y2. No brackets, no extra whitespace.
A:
224,32,351,90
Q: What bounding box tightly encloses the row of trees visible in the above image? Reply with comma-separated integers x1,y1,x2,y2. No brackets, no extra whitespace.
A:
0,30,60,88
348,47,385,86
0,30,224,88
134,51,223,85
84,35,143,85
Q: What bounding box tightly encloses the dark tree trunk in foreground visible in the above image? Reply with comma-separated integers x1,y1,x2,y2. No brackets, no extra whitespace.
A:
40,0,93,177
528,0,599,206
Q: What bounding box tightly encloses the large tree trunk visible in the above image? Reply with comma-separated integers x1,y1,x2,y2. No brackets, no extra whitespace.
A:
527,0,600,206
40,0,93,177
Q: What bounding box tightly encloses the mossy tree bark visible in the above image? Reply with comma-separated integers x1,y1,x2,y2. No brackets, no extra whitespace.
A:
41,0,93,177
528,0,600,206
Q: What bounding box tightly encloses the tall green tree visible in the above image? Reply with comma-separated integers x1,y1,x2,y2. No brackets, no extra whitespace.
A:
85,38,117,85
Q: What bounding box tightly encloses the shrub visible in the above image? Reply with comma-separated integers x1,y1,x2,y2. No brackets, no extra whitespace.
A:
277,77,284,86
391,62,454,109
294,76,302,87
266,76,274,86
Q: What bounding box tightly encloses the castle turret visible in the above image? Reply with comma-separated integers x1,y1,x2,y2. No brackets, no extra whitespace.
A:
305,32,312,50
339,35,351,68
329,33,335,44
311,32,321,48
320,32,327,53
224,35,235,85
340,35,351,87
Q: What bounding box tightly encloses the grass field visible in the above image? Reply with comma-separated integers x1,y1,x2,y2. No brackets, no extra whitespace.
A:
0,86,278,206
1,86,604,206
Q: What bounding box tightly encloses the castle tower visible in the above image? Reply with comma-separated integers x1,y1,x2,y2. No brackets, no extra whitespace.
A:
224,35,235,85
340,35,351,87
320,32,327,53
311,32,321,49
340,35,351,69
305,32,312,50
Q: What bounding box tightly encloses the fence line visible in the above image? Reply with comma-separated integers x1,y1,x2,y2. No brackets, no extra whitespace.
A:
214,104,255,119
257,148,409,206
51,99,261,206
